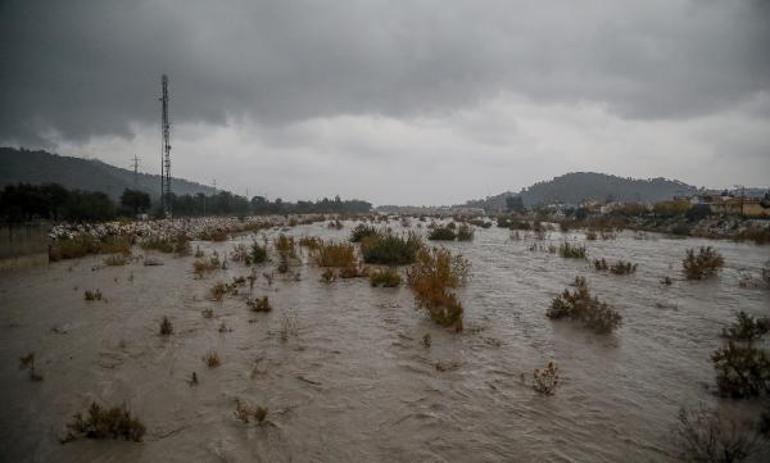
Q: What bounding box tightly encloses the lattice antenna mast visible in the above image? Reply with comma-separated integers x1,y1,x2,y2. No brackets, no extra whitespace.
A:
160,74,172,216
131,154,140,187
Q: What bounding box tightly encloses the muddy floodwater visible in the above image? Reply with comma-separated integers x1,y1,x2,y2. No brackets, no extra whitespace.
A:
1,221,769,462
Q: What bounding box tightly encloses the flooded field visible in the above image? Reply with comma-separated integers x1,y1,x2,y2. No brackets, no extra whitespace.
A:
1,220,769,462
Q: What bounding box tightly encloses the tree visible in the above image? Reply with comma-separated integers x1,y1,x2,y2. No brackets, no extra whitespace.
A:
506,196,525,213
120,189,151,215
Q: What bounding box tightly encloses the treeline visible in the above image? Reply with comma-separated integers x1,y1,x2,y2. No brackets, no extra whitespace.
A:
0,183,372,222
170,192,371,216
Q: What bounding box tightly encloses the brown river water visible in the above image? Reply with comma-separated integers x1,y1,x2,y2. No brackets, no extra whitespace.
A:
1,220,769,462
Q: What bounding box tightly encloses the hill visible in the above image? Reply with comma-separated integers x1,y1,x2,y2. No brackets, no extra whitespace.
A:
463,172,698,212
0,147,216,199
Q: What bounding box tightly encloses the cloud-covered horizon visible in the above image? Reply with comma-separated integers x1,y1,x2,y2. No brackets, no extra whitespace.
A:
2,0,769,204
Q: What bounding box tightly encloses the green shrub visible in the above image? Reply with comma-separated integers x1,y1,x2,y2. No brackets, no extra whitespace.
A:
547,276,621,334
428,226,456,241
712,341,770,398
361,232,422,265
683,247,724,280
369,268,402,287
722,312,770,342
558,242,587,259
350,224,379,242
248,241,268,264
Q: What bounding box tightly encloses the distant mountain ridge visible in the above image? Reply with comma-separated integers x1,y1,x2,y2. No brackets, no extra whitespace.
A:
463,172,700,212
0,147,216,199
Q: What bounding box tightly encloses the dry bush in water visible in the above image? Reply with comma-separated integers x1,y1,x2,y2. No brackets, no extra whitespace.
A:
722,312,770,342
104,253,129,266
193,253,221,278
683,246,725,280
407,247,470,332
369,268,402,287
675,405,763,463
547,276,622,334
159,316,173,336
533,361,560,395
320,268,336,283
50,235,132,261
274,234,296,259
585,230,598,241
203,350,221,368
313,241,357,268
558,242,587,259
141,234,191,256
234,399,268,425
593,258,637,275
63,402,145,443
84,289,102,301
248,296,272,312
200,229,228,242
361,232,422,265
299,236,322,250
712,341,770,398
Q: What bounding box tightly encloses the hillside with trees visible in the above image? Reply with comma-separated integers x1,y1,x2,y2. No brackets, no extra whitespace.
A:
463,172,698,212
0,147,216,200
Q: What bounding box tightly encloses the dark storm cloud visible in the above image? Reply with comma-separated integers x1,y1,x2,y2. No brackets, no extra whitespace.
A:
1,0,769,145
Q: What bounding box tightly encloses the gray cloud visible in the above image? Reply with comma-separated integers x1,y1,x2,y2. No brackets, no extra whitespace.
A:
2,0,769,144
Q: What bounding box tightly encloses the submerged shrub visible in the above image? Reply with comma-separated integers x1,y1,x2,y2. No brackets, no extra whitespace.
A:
320,268,336,283
248,241,268,265
533,361,560,395
675,405,761,463
64,402,145,442
234,399,268,425
313,241,357,268
247,296,272,312
299,236,322,250
18,352,42,382
712,341,770,398
274,234,296,259
558,242,587,259
193,253,221,277
361,232,422,265
722,312,770,342
159,316,173,336
683,247,725,280
547,276,621,334
204,350,221,368
456,224,474,241
369,268,402,287
141,234,190,255
593,258,637,275
407,247,470,332
84,289,102,301
104,254,129,266
350,224,379,243
428,226,456,241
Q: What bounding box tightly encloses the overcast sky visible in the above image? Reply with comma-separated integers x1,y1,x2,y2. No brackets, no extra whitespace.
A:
1,0,768,205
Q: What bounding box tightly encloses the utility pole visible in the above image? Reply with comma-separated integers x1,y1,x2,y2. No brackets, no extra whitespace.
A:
131,154,140,188
160,74,172,217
